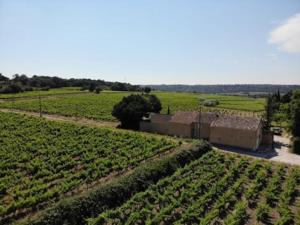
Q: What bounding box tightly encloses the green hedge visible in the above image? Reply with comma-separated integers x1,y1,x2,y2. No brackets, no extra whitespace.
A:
18,140,211,225
291,137,300,155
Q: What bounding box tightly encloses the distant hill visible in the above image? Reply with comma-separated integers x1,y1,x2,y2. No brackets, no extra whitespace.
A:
146,84,300,94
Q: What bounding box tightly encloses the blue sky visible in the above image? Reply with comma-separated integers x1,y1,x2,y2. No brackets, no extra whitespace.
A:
0,0,300,84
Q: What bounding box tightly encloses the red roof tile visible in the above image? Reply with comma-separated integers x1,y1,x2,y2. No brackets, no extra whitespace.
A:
211,115,261,130
170,111,199,124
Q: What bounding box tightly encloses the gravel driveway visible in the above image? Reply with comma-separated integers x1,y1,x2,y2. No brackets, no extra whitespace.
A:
270,135,300,166
215,135,300,166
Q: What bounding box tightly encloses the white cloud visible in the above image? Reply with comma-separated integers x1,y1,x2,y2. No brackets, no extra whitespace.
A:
269,13,300,53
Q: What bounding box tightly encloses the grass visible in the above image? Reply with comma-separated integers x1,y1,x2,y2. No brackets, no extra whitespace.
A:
0,91,265,121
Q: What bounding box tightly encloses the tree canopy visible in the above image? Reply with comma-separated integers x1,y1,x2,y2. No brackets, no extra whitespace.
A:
290,90,300,137
112,94,162,129
288,90,300,154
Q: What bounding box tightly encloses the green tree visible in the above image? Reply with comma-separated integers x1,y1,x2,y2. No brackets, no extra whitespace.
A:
112,94,162,129
144,86,151,94
275,90,281,102
292,137,300,154
290,90,300,137
95,87,102,94
0,73,9,82
167,106,170,115
89,83,96,92
290,90,300,154
281,91,292,104
0,83,23,94
263,94,273,131
147,94,162,113
112,94,150,129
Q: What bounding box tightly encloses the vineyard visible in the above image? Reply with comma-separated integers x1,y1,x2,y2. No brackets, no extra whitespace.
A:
0,91,265,121
0,87,84,99
0,112,177,222
88,150,300,225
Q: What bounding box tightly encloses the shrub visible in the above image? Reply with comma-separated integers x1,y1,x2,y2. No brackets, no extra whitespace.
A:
147,94,162,113
95,87,102,94
89,83,96,92
203,99,219,107
40,87,50,91
256,203,270,222
144,87,151,94
80,86,89,91
291,137,300,155
23,86,34,91
0,83,23,94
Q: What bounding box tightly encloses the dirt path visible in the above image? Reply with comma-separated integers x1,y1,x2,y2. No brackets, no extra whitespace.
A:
0,108,119,128
270,135,300,166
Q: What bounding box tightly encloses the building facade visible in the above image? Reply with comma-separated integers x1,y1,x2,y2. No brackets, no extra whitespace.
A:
140,111,262,150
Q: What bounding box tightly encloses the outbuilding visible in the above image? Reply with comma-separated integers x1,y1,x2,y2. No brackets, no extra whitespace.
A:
209,115,262,150
140,111,263,150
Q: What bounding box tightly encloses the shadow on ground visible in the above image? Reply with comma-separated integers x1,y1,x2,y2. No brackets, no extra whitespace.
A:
214,144,279,159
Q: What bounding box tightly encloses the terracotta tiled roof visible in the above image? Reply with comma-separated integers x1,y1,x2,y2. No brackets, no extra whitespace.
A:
200,112,219,124
170,111,200,124
211,115,261,130
169,112,219,125
150,113,172,123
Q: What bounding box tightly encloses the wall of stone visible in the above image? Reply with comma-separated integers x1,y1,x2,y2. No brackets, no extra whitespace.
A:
210,126,259,150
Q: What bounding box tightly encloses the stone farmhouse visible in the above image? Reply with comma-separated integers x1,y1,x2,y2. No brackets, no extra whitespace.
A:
140,111,263,150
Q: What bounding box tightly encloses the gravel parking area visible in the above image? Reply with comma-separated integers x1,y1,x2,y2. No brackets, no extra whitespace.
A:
215,135,300,166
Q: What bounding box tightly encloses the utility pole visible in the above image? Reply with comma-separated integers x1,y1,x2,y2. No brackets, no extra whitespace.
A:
198,106,202,139
75,103,80,121
39,96,42,117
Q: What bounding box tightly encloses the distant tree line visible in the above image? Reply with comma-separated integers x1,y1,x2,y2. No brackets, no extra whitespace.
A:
147,84,300,94
0,73,152,94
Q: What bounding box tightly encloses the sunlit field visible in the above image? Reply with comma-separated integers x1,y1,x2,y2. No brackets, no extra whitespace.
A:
0,91,265,121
